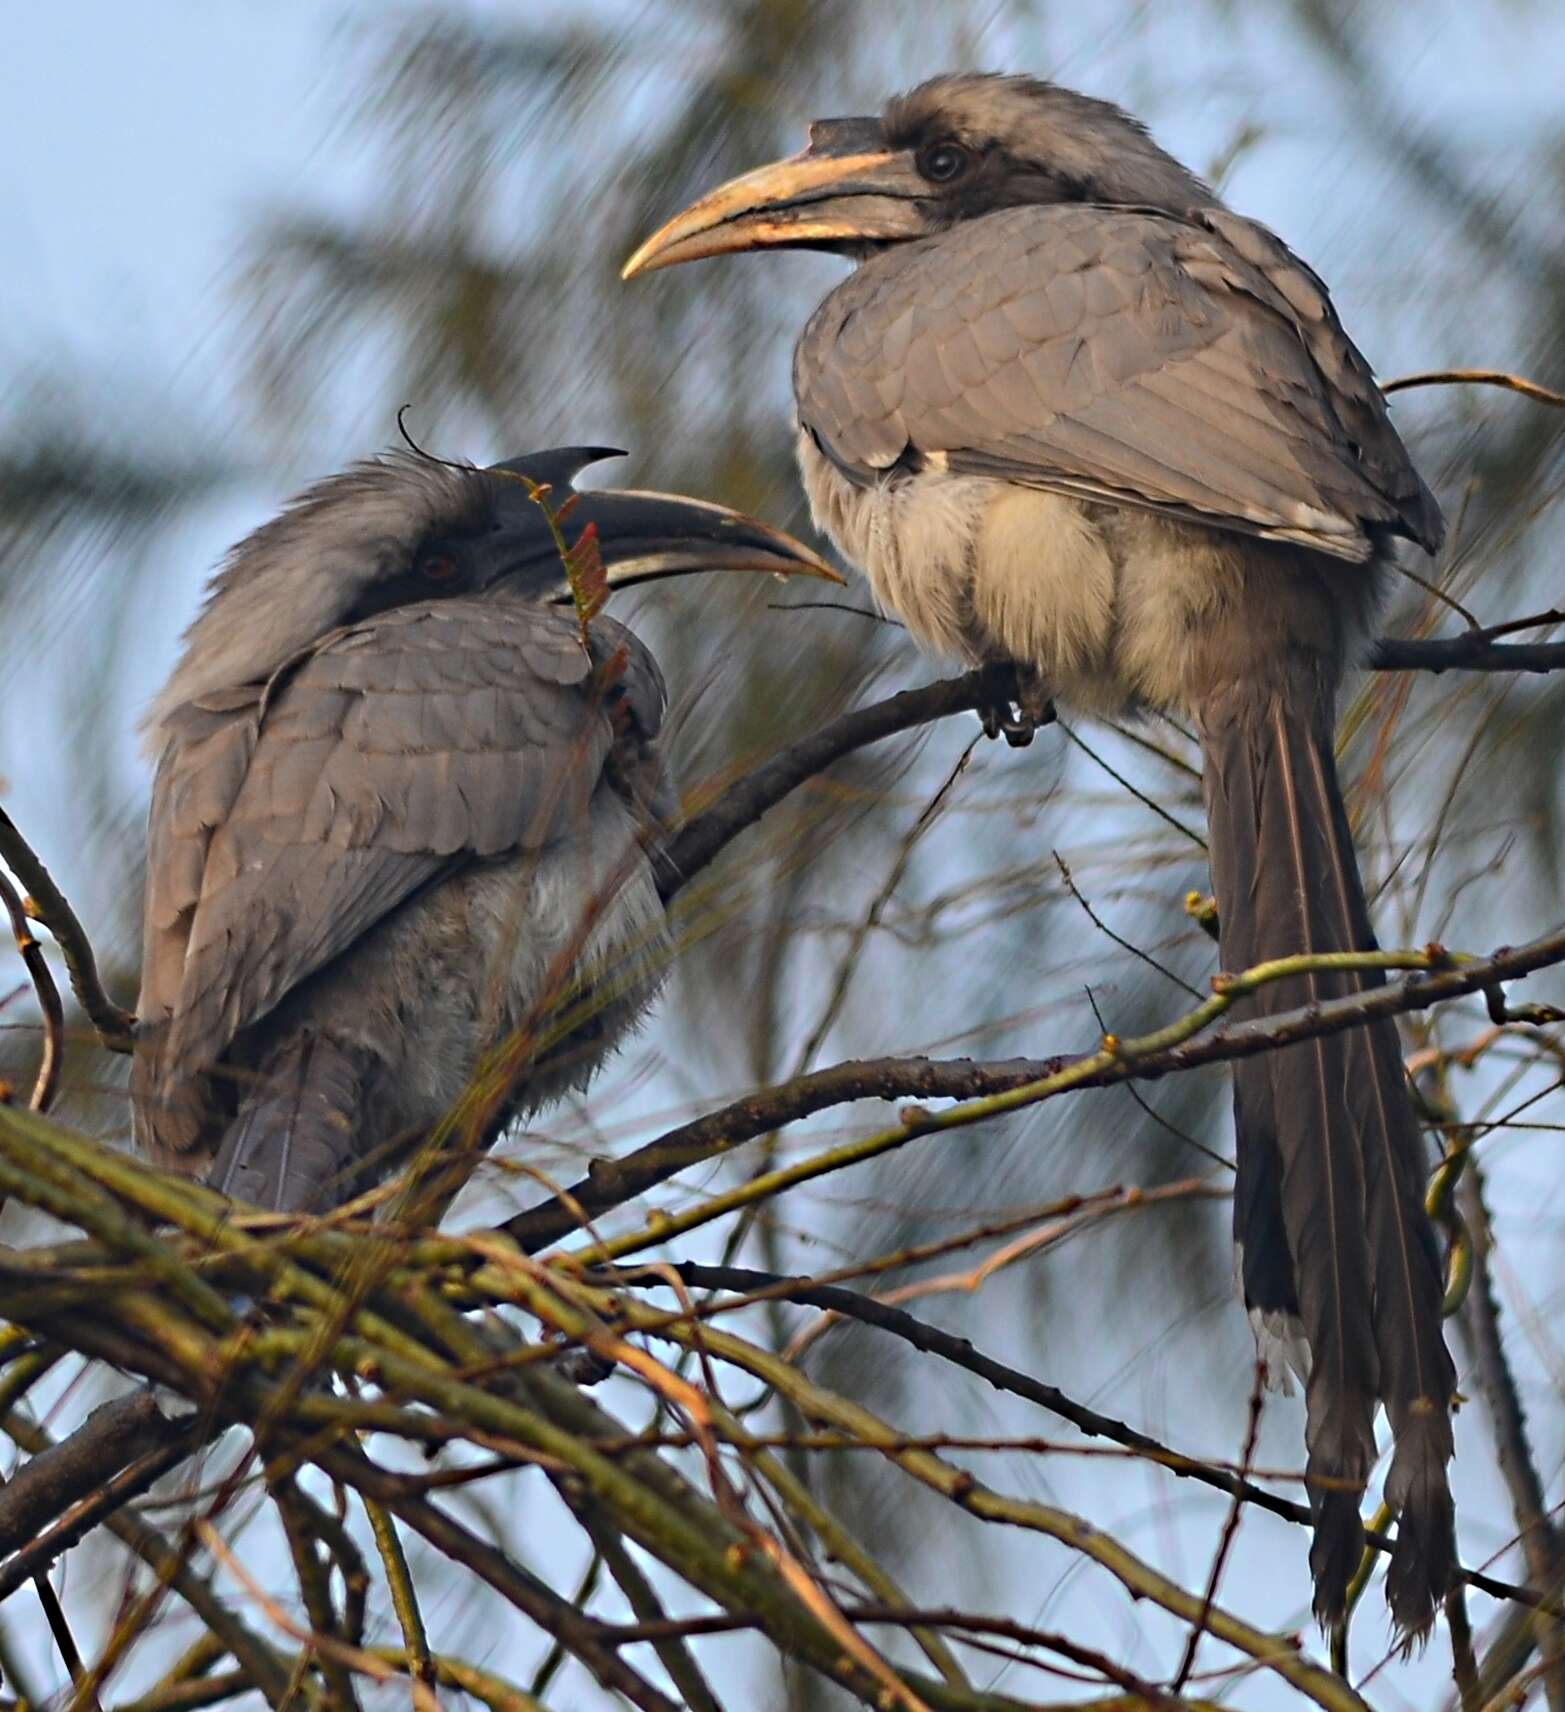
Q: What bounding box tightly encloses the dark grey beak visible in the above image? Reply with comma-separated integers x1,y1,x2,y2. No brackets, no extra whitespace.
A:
476,457,840,595
561,488,842,592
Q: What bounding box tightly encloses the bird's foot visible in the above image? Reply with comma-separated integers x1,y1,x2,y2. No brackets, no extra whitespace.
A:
978,666,1053,748
978,704,1037,747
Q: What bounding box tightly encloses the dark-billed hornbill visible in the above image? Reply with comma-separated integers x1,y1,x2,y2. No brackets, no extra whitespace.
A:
625,72,1456,1636
133,448,835,1217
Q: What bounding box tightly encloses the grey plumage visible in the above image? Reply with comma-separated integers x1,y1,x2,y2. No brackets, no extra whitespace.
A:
626,69,1456,1636
135,449,829,1214
1199,668,1451,1618
795,200,1440,563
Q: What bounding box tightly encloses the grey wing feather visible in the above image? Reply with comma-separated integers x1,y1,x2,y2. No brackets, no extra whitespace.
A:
135,602,652,1165
795,203,1442,561
136,689,266,1159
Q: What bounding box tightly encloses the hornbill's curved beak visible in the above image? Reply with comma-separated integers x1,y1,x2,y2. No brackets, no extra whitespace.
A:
621,119,927,277
483,451,841,594
563,488,842,593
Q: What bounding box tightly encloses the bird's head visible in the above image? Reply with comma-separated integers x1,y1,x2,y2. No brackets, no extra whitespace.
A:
622,73,1212,276
147,448,837,736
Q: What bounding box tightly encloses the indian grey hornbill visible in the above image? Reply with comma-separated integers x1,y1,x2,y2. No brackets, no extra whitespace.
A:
133,447,834,1217
625,72,1456,1635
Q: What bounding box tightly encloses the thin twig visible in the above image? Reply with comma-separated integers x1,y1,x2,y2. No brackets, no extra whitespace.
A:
363,1500,435,1708
196,1520,437,1712
0,807,133,1051
1458,1162,1565,1710
273,1479,363,1712
1448,1581,1482,1712
0,868,63,1112
528,1550,601,1700
322,1448,685,1712
1056,720,1207,849
799,735,979,1071
0,1412,295,1711
601,1604,1196,1705
780,1180,1221,1363
1389,560,1484,633
595,1281,1366,1712
633,1262,1558,1618
1381,368,1565,409
1172,1362,1266,1691
660,665,1023,899
569,1496,728,1712
113,1665,253,1712
1054,850,1203,999
511,928,1565,1259
40,1572,98,1712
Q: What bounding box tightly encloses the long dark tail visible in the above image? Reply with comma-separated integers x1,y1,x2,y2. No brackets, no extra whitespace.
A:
207,1032,378,1214
1198,667,1455,1640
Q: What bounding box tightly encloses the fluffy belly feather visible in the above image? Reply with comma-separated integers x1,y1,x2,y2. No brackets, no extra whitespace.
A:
462,797,670,1117
797,430,1367,718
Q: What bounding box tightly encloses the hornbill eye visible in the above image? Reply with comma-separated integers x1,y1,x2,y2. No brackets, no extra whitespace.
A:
918,141,972,184
418,550,461,584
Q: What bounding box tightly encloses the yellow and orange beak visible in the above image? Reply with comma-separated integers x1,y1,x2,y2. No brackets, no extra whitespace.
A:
622,118,927,278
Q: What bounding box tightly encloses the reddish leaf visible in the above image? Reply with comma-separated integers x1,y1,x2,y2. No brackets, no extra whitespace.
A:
564,519,608,644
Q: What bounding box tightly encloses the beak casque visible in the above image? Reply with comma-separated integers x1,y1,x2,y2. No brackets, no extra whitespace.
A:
622,122,925,278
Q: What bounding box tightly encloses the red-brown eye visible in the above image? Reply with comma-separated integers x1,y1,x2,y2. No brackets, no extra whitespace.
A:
420,552,460,583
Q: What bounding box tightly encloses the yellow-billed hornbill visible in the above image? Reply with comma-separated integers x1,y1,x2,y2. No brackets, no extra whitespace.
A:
625,72,1455,1637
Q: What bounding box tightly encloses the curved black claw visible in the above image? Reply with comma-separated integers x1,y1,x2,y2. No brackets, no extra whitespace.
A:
978,665,1052,748
978,701,1041,747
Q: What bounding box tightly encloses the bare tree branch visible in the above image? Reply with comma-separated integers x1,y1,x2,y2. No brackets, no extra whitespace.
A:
1457,1162,1565,1710
1173,1362,1267,1691
0,1410,297,1710
0,867,63,1111
0,805,134,1051
0,627,1556,1707
1381,369,1565,409
0,1391,199,1582
1369,634,1565,674
504,926,1565,1251
663,636,1565,898
659,664,1023,900
631,1262,1563,1622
